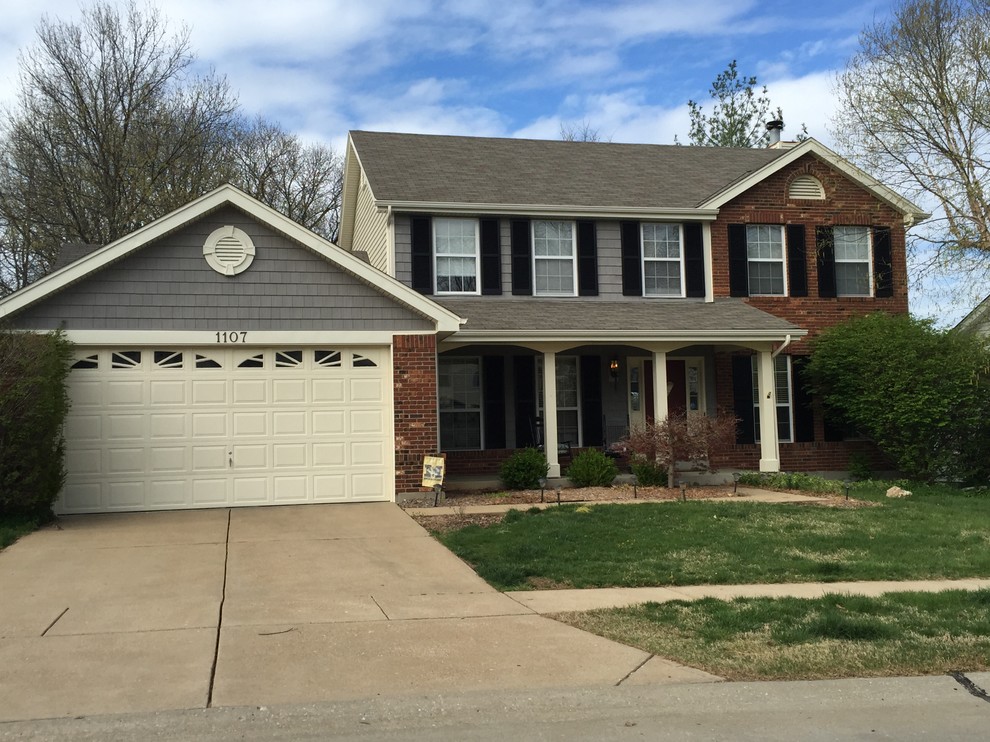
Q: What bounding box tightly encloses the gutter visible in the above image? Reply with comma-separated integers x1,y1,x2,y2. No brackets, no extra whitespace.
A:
771,334,793,357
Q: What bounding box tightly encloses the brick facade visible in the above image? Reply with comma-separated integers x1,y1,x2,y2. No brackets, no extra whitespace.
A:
392,334,439,494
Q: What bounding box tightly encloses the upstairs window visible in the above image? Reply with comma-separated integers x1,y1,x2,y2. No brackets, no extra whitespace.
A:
746,225,786,296
532,220,576,296
833,226,872,296
434,218,479,294
642,223,684,297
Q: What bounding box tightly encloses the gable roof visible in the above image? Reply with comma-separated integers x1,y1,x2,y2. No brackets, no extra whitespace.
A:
956,293,990,336
343,131,929,234
0,184,463,333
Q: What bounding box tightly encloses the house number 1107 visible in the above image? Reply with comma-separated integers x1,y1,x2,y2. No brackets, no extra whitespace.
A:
216,331,247,343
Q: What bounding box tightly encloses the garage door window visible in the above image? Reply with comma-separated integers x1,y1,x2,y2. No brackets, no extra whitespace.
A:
154,351,183,369
112,351,141,369
195,354,222,369
315,350,342,367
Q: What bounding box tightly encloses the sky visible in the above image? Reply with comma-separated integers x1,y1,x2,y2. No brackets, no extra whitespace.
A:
0,0,979,323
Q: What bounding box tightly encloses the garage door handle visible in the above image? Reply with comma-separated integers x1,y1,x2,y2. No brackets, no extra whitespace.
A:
228,451,233,468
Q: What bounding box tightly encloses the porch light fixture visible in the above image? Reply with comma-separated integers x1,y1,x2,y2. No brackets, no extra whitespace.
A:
609,357,619,386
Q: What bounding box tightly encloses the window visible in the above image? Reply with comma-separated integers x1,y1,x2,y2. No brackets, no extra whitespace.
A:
536,356,581,446
438,357,482,450
434,218,479,294
532,220,576,296
752,355,793,443
833,226,872,296
642,223,684,297
746,225,786,296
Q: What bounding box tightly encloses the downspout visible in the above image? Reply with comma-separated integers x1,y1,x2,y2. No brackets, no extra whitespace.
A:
771,334,792,358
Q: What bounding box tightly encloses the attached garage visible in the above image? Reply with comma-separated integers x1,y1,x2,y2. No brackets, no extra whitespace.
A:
0,185,462,514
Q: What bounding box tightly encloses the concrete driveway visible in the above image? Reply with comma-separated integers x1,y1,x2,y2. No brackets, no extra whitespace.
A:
0,504,712,722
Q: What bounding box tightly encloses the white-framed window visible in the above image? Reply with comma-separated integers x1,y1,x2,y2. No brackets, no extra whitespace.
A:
434,218,479,294
746,225,786,296
752,355,793,443
536,355,581,446
833,226,873,297
642,223,685,297
532,220,576,296
438,356,483,450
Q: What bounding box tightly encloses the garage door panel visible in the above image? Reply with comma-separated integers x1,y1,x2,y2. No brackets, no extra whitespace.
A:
60,346,393,513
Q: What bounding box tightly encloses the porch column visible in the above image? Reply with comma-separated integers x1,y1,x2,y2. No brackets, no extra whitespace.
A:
652,350,668,422
757,350,781,471
542,350,560,477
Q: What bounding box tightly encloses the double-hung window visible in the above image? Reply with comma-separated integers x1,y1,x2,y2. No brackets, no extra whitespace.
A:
746,225,786,296
438,356,482,450
833,226,872,296
752,355,793,443
533,220,576,296
642,223,684,297
434,218,479,294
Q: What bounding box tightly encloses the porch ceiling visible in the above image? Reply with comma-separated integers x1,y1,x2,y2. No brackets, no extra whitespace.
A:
434,297,805,344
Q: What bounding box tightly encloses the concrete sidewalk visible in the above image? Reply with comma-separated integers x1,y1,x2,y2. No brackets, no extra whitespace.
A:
507,578,990,613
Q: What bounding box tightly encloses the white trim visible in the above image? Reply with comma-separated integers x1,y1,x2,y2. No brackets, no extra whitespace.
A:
445,328,806,345
53,330,423,346
702,223,714,303
833,225,874,297
433,217,481,295
0,183,465,334
701,138,930,225
531,219,578,297
641,222,686,298
377,200,721,222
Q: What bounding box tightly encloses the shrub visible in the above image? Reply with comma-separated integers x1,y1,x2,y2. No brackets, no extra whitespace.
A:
499,448,549,490
847,451,872,481
0,329,72,519
630,461,668,487
565,449,618,487
738,471,844,495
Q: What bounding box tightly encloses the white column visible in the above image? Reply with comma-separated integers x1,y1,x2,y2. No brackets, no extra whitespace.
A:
542,350,560,478
652,350,668,422
702,223,714,303
757,350,781,472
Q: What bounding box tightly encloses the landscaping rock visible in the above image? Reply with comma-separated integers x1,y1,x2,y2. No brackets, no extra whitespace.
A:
886,486,913,498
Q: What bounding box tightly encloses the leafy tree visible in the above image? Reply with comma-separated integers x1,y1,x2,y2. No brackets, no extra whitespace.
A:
806,313,990,483
832,0,990,294
0,1,344,295
683,60,802,147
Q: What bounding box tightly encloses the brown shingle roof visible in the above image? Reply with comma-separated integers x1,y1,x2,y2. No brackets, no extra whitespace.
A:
349,131,789,209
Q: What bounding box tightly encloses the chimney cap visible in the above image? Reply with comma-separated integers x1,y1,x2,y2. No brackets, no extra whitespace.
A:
766,119,784,131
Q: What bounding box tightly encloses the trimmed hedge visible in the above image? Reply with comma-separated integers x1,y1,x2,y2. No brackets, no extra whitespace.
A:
1,330,72,519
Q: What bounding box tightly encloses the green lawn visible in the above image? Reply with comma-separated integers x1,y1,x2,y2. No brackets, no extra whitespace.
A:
437,484,990,590
556,590,990,680
0,515,41,550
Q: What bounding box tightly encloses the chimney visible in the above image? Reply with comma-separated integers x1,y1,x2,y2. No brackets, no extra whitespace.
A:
766,119,784,147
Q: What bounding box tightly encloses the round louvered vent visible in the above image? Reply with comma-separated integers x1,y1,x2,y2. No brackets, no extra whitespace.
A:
204,226,256,275
789,175,825,200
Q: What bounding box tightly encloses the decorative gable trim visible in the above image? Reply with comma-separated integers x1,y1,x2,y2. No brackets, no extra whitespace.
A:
0,184,464,333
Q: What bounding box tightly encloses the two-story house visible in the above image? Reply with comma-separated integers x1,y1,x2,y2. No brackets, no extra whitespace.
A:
340,131,927,484
0,130,926,514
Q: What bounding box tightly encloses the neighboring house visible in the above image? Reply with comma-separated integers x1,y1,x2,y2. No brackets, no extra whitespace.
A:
956,294,990,340
0,131,927,514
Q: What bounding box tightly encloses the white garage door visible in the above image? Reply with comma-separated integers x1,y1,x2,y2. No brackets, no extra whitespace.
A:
59,346,393,513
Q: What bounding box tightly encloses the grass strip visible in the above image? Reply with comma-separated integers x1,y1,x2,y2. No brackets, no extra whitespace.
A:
0,515,40,550
555,589,990,681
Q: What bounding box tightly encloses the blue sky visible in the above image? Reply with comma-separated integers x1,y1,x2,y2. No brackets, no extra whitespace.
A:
0,0,978,322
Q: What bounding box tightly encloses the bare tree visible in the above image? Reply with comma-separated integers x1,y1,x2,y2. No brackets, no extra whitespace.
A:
559,119,610,142
231,118,343,242
832,0,990,296
682,60,803,147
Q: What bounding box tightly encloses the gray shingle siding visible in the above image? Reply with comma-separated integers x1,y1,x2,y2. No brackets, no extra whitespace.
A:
12,206,432,332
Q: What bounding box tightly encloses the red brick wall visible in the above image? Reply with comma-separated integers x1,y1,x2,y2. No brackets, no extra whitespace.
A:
392,334,438,495
711,153,909,352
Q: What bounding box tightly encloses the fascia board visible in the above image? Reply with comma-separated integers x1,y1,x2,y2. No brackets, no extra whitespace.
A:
699,139,931,224
448,328,807,344
337,135,364,249
0,183,464,333
376,201,720,222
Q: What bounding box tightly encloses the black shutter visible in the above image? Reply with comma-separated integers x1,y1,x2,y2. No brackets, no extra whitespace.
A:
731,355,756,444
873,226,893,298
684,223,705,297
514,355,537,447
410,216,433,294
480,218,502,295
823,410,846,442
577,221,599,296
728,224,749,297
816,226,837,298
482,356,506,449
791,356,815,443
580,356,603,447
786,224,808,297
510,220,532,296
620,221,642,296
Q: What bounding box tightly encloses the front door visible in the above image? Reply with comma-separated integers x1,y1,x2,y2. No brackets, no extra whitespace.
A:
627,358,702,429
